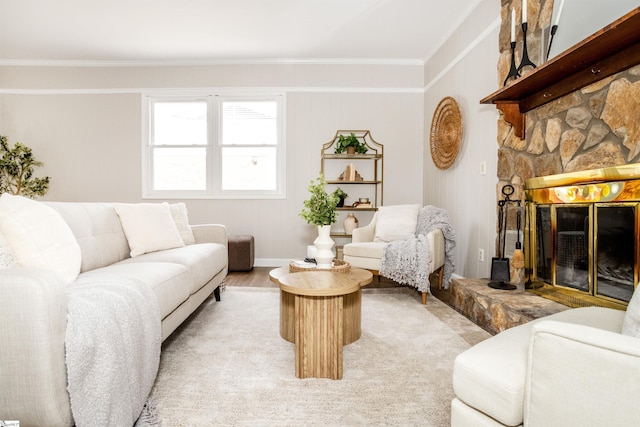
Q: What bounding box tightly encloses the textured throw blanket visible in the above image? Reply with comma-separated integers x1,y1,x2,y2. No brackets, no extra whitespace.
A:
381,205,456,292
65,274,161,427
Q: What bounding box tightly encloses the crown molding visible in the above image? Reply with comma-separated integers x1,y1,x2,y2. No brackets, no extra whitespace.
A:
0,57,424,68
0,86,424,95
424,16,500,92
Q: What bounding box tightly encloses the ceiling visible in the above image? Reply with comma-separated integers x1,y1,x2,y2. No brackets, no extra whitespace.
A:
0,0,481,64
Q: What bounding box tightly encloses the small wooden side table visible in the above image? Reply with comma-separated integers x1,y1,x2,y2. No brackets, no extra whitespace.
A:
269,268,372,380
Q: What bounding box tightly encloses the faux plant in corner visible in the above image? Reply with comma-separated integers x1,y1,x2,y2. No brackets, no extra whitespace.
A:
299,173,338,268
0,135,50,198
334,132,368,155
333,187,348,207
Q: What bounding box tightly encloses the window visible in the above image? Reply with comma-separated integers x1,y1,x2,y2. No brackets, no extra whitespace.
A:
143,93,285,199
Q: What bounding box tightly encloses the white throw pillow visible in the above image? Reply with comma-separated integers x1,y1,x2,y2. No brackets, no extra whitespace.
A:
0,193,81,283
114,202,185,257
622,285,640,338
169,203,196,245
0,232,17,269
373,204,421,242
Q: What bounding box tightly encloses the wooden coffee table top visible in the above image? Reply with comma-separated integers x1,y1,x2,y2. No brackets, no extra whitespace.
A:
270,267,373,297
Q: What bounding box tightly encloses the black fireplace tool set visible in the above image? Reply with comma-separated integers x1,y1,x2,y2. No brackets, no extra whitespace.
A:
489,184,522,290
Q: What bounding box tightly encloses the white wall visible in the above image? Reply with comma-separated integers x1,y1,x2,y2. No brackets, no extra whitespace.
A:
0,2,503,274
0,63,424,265
423,1,501,279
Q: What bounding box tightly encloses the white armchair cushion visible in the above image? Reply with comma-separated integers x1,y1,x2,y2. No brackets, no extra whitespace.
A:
453,306,625,427
622,285,640,337
343,241,386,271
525,319,640,426
0,194,81,283
114,202,185,257
373,204,420,242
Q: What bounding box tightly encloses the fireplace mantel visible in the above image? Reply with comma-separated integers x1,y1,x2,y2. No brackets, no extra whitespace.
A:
481,7,640,139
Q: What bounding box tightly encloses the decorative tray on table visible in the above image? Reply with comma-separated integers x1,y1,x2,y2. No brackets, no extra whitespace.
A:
289,259,351,274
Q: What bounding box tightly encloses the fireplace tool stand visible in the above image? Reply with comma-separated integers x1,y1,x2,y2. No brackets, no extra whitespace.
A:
489,184,518,290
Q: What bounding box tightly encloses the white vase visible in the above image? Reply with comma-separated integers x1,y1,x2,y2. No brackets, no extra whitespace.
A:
314,224,335,268
343,213,359,235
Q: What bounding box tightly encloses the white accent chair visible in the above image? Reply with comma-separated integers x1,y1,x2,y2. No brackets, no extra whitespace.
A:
342,212,446,304
451,303,640,427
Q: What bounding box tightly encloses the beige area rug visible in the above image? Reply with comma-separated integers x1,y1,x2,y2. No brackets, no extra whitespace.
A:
151,287,490,426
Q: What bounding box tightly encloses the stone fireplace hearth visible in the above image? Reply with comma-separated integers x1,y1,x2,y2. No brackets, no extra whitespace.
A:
438,277,568,335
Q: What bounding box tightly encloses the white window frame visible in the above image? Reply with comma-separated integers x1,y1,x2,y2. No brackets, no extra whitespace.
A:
142,92,286,200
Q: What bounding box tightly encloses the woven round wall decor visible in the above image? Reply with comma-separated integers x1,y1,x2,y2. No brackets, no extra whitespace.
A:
430,96,463,170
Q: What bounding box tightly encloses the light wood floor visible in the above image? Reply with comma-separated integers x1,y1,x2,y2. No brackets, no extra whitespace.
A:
225,267,405,290
225,267,452,307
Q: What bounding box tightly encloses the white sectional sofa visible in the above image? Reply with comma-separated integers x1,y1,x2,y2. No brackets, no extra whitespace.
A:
0,195,228,426
451,300,640,427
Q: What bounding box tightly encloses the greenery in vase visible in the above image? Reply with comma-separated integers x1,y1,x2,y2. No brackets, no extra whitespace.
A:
334,132,368,154
299,173,339,226
0,135,50,198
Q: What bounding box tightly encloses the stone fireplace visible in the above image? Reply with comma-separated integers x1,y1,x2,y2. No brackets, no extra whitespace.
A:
525,164,638,309
489,2,640,308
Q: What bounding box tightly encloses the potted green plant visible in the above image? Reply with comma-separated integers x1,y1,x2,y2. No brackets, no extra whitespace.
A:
332,187,348,207
299,173,338,268
334,132,368,155
299,173,338,226
0,135,50,198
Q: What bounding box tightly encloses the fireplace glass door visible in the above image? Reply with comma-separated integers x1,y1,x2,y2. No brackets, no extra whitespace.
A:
555,206,590,292
535,206,552,283
532,203,637,304
595,204,636,302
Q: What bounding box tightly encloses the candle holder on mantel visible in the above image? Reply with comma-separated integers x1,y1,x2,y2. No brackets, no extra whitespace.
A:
503,40,520,86
546,24,558,61
517,22,536,74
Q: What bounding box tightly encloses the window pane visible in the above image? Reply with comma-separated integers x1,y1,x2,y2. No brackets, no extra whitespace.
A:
153,147,206,190
221,147,276,190
153,101,207,146
222,101,277,146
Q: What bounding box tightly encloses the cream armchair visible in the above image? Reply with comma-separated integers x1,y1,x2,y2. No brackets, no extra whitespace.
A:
342,211,446,304
451,304,640,426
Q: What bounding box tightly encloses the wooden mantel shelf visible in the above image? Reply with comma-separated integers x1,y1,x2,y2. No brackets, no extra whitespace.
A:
481,7,640,139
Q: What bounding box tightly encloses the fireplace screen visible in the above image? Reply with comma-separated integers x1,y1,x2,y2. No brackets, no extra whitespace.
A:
526,165,640,307
532,203,636,304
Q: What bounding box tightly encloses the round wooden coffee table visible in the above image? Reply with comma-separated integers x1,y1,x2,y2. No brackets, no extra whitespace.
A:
269,267,373,379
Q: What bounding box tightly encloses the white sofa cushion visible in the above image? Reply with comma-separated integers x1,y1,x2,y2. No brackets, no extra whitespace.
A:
373,204,420,242
79,263,190,320
114,202,185,257
0,233,17,269
622,285,640,337
46,202,130,273
0,194,81,283
119,243,227,295
169,203,196,245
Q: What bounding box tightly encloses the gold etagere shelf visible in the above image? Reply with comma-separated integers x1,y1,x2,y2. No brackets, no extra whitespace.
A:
320,130,384,239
